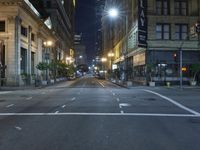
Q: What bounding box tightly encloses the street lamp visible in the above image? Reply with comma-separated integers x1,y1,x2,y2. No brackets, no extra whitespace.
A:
108,8,119,18
101,57,107,78
108,52,114,74
107,8,128,82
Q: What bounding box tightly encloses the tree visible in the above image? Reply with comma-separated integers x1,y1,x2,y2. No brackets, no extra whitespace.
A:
190,64,200,82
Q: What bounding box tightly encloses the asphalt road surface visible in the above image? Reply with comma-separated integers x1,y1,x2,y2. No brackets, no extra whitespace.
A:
0,75,200,150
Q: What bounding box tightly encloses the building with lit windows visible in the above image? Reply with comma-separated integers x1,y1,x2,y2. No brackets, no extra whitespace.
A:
102,0,200,85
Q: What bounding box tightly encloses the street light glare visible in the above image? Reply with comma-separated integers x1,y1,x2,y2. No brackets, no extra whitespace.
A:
108,8,118,18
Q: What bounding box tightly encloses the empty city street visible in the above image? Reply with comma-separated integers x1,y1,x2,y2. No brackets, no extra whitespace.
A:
0,76,200,150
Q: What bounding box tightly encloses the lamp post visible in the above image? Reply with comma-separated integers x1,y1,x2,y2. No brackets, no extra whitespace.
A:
101,57,107,79
108,52,114,77
43,40,53,82
108,8,128,82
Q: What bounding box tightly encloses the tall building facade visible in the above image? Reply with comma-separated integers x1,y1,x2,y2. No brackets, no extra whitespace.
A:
0,0,75,86
102,0,200,85
95,0,105,56
42,0,75,61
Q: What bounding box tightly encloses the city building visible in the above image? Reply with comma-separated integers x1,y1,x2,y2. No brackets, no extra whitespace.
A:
74,34,87,66
41,0,75,62
102,0,200,85
0,0,75,86
95,0,105,57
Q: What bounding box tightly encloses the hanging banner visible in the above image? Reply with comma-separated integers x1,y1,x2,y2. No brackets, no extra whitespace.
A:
138,0,147,48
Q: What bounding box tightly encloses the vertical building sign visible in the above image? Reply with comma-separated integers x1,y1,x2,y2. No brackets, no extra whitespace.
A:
138,0,147,48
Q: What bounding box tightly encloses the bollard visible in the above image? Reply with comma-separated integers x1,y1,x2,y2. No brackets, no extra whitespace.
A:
167,82,170,88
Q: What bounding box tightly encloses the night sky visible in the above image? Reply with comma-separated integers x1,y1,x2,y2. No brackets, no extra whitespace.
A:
75,0,96,65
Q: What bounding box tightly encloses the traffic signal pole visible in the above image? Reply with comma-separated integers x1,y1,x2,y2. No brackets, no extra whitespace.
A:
179,47,183,89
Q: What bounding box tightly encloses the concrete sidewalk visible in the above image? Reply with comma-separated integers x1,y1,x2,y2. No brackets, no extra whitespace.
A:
0,79,77,91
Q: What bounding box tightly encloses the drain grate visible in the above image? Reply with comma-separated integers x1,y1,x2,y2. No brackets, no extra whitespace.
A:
145,98,157,101
189,118,200,124
0,100,6,102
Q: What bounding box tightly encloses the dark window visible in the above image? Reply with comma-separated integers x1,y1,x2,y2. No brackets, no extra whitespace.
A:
156,24,170,40
0,21,5,32
174,0,188,15
46,1,51,7
21,26,27,37
20,48,27,73
175,24,188,40
156,0,170,15
31,52,35,74
31,33,35,41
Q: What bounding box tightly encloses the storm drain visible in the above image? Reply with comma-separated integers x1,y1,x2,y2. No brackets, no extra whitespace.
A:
145,98,157,101
189,118,200,124
0,100,6,102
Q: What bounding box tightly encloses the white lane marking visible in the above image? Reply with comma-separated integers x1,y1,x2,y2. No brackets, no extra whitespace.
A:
116,98,120,102
26,97,32,100
0,91,11,95
112,93,116,96
120,110,124,114
41,92,46,94
119,103,131,107
0,113,198,117
6,104,14,108
143,89,200,115
15,126,22,131
71,97,76,101
55,111,59,114
98,81,105,88
62,105,66,108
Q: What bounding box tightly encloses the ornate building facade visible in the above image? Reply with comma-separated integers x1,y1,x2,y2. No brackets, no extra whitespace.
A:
102,0,200,85
0,0,75,86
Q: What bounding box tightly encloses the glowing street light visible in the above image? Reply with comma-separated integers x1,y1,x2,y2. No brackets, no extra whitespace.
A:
108,8,119,18
108,52,114,58
101,57,107,62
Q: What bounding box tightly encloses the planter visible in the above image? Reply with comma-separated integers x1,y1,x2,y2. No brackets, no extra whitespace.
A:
127,81,133,87
149,81,155,87
50,79,55,84
42,80,48,85
166,82,171,87
190,81,197,86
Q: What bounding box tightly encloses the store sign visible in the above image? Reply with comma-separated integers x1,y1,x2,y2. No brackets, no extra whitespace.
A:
138,0,147,48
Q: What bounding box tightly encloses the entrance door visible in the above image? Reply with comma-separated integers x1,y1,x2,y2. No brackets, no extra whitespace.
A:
0,41,6,85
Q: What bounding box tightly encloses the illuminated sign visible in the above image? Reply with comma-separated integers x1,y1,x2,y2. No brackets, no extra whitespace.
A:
44,17,52,29
138,0,147,48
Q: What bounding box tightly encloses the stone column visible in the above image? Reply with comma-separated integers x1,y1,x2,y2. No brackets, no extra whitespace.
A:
27,26,32,84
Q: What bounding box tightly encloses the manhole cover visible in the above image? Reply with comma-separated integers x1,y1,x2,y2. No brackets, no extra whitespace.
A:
20,95,28,98
145,98,156,101
0,100,6,102
189,118,200,124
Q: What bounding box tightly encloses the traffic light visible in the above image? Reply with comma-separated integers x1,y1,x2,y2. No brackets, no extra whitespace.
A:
173,53,177,62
